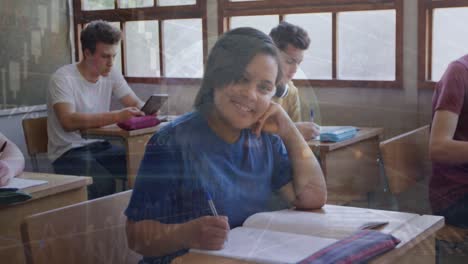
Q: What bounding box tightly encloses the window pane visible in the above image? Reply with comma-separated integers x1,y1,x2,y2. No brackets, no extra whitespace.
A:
125,21,160,77
163,19,203,78
432,7,468,81
337,10,395,80
119,0,153,8
109,22,123,73
230,15,279,35
285,13,332,79
82,0,114,10
158,0,196,6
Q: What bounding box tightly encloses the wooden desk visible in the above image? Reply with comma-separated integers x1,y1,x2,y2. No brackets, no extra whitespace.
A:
173,204,444,264
309,127,384,205
83,123,164,188
0,172,92,264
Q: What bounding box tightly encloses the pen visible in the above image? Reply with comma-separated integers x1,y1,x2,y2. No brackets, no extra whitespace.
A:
0,141,7,157
310,108,321,140
205,190,218,216
205,189,229,242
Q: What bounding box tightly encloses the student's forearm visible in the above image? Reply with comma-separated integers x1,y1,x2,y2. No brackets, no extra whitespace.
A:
430,110,468,164
281,125,327,209
126,220,190,257
430,139,468,164
60,111,120,132
120,94,144,109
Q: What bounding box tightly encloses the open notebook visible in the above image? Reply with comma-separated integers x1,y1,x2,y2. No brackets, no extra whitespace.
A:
191,208,392,264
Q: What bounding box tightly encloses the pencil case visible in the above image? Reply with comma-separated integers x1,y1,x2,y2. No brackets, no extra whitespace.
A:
298,229,400,264
0,188,32,205
117,116,161,131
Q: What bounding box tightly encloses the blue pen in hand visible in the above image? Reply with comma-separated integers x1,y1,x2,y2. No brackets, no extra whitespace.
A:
206,190,229,242
310,108,321,140
205,190,218,216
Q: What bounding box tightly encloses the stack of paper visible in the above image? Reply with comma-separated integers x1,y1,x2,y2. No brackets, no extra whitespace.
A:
319,126,357,142
0,178,48,190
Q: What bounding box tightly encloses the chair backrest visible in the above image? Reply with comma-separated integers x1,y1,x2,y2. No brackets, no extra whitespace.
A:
379,125,431,195
22,117,48,171
22,117,48,156
21,190,141,264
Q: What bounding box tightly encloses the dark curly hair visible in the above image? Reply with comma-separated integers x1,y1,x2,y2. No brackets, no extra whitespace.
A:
80,20,121,54
269,21,310,51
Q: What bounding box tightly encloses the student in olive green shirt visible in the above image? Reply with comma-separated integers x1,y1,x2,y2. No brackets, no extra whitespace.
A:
270,22,321,140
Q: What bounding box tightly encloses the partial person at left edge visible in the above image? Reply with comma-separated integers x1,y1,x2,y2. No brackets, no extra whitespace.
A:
0,133,25,186
47,20,144,199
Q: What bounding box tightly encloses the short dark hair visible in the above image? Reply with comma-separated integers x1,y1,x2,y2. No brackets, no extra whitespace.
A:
194,27,282,114
80,20,121,54
269,21,310,51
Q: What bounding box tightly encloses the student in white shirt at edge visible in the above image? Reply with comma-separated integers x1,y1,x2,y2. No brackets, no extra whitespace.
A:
270,22,321,141
47,20,144,199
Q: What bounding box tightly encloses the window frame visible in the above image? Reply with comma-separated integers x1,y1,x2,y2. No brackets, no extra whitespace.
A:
219,0,404,88
418,0,468,89
72,0,207,85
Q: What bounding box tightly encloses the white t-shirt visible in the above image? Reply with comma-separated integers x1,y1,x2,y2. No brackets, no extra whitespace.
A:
47,63,134,162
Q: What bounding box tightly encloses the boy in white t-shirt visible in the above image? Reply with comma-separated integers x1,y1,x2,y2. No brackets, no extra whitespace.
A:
48,20,144,199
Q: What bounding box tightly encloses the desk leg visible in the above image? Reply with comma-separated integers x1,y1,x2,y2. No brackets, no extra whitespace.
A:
125,134,153,189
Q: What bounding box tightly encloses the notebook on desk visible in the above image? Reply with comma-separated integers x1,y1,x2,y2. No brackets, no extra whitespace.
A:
319,126,357,142
191,209,394,264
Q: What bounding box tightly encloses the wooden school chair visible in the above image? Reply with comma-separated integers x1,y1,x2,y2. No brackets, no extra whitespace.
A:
22,116,127,191
22,117,48,171
380,125,468,261
20,190,141,264
379,125,432,214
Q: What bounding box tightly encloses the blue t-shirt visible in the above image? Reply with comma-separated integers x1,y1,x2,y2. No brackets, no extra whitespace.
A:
125,111,292,264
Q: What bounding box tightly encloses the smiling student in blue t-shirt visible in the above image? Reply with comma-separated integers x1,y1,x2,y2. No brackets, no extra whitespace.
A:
124,27,327,264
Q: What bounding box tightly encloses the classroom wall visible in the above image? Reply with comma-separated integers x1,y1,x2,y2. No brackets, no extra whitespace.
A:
1,0,434,170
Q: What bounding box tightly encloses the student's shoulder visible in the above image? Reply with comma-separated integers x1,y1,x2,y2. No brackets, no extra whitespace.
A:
107,67,126,80
441,55,468,80
151,111,204,144
287,81,299,92
53,64,77,76
50,64,79,83
247,129,282,145
161,111,203,130
437,60,468,91
262,131,282,142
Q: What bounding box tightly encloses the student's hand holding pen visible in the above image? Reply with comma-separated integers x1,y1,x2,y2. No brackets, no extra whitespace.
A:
295,122,320,141
183,215,229,250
